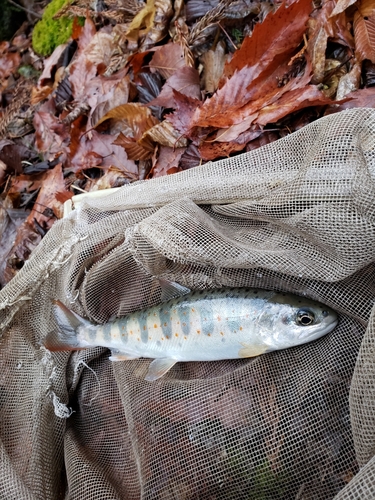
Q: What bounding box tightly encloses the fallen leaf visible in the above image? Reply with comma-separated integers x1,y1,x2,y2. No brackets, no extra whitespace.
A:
127,0,156,38
68,130,138,177
142,119,187,147
149,42,186,79
256,85,336,125
0,53,21,79
33,111,70,160
140,0,173,50
150,145,185,177
329,0,357,17
94,102,159,137
149,66,201,107
354,8,375,63
336,60,362,99
225,0,313,79
26,163,66,225
200,41,227,94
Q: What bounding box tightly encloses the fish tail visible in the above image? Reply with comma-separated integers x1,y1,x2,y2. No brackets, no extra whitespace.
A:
44,300,91,351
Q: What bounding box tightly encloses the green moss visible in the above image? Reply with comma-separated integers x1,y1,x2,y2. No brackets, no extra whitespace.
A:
32,0,74,56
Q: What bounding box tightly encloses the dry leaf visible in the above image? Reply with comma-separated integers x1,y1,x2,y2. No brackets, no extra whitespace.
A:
150,145,185,177
330,0,357,17
33,111,70,160
149,66,201,107
354,9,375,63
149,43,186,79
127,0,156,38
0,52,21,79
140,0,173,50
143,119,187,148
200,41,227,94
95,103,159,137
336,60,362,99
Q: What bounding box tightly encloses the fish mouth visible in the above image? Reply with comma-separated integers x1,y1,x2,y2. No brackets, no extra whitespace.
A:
298,316,338,340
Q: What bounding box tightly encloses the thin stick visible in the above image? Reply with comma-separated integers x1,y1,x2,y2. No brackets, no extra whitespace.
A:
6,0,42,18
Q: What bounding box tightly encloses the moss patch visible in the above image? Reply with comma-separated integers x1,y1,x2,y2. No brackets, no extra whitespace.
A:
32,0,74,56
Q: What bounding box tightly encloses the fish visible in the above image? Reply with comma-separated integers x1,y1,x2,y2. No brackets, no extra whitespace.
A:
44,286,338,381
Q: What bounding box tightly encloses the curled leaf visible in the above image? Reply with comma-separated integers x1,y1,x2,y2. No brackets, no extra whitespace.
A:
142,120,187,148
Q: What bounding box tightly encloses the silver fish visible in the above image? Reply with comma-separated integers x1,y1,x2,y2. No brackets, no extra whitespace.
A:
45,287,338,381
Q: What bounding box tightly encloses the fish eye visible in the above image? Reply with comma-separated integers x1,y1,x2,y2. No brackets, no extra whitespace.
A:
296,310,315,326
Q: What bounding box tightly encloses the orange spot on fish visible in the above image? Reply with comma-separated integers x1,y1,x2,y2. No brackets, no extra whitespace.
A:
173,309,177,314
220,332,224,336
182,322,186,326
164,322,167,327
183,312,186,315
149,336,152,340
153,313,157,316
177,321,180,325
161,337,165,340
122,333,125,337
197,330,201,334
154,324,157,328
207,333,211,337
166,335,170,339
130,330,133,335
239,326,243,331
184,336,187,340
191,308,195,312
137,337,140,341
217,316,221,321
175,333,179,337
143,325,147,330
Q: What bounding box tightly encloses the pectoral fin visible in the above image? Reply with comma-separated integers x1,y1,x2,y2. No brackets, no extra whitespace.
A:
145,358,177,381
109,349,140,361
238,343,268,358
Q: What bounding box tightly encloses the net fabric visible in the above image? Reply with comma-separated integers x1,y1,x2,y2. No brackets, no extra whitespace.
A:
0,107,374,499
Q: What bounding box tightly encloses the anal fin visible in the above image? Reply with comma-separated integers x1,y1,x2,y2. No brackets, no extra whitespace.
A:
145,358,177,381
238,343,268,358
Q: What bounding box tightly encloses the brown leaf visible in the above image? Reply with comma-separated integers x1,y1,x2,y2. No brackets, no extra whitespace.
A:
94,103,159,137
354,9,375,63
150,146,185,177
26,164,66,225
307,1,354,84
199,128,263,160
87,70,131,128
113,132,154,160
225,0,313,79
69,130,138,177
149,42,186,79
326,87,375,112
330,0,357,17
142,119,187,148
149,66,201,107
140,0,173,51
336,60,362,99
3,222,41,284
256,85,336,125
200,41,227,94
33,112,70,160
0,52,21,79
38,43,68,85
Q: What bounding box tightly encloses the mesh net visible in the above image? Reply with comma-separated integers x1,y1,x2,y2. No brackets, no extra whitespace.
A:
1,107,375,499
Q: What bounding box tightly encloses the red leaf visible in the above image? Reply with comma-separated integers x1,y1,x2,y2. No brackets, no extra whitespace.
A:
225,0,313,79
33,111,70,160
149,66,201,107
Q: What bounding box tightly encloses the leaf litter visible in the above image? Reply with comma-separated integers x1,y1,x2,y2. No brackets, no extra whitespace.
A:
0,0,375,285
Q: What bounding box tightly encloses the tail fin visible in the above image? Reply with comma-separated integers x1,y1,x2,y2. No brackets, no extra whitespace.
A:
44,300,91,351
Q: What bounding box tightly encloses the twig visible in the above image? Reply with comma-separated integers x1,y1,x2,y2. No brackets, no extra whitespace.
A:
6,0,42,18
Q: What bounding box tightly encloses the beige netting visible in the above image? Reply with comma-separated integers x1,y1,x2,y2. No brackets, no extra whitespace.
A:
1,107,375,499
